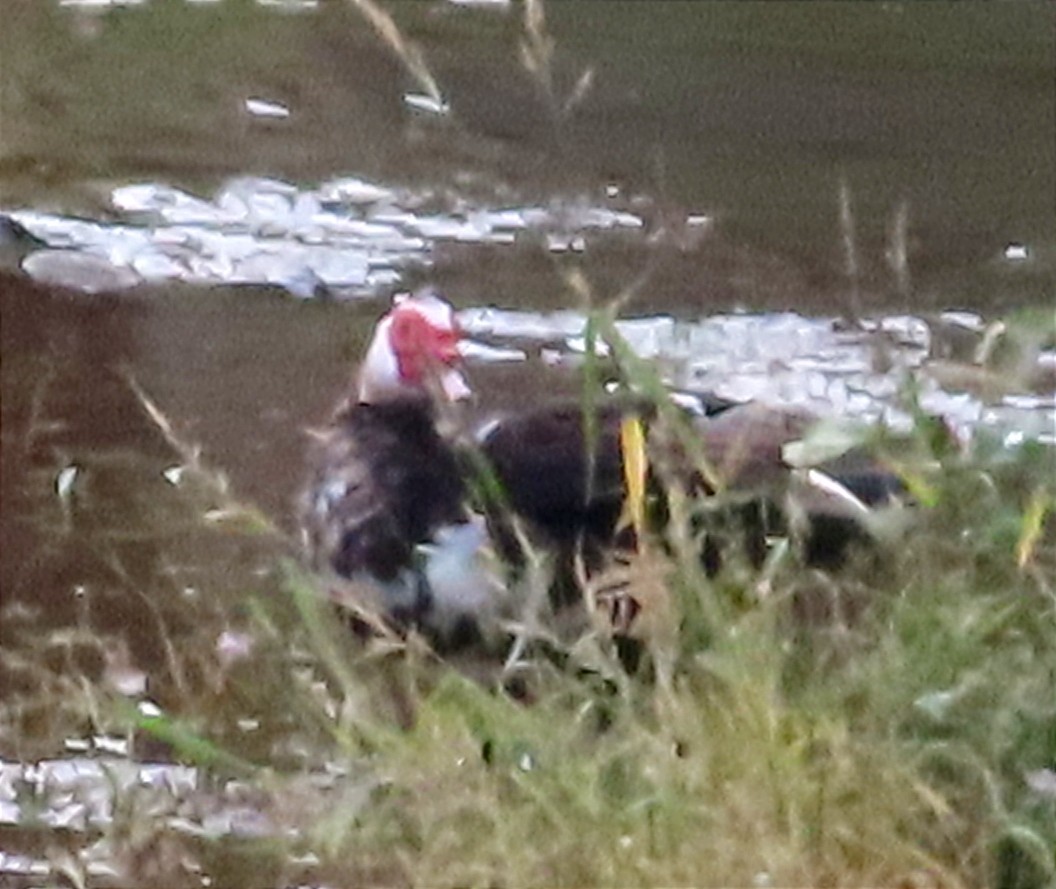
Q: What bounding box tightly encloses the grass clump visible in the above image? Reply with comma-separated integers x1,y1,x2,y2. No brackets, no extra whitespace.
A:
257,397,1055,887
4,347,1053,889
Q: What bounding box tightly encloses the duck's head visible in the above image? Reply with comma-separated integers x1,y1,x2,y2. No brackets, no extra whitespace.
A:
358,289,471,404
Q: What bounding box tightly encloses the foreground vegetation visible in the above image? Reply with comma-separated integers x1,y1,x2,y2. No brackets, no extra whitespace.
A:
2,321,1053,889
264,417,1056,888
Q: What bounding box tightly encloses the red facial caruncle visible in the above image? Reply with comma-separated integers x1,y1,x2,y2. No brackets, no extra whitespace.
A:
387,297,463,387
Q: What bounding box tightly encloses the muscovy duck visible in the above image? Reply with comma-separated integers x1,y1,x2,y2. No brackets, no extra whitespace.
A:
478,395,907,580
300,290,503,645
688,402,909,568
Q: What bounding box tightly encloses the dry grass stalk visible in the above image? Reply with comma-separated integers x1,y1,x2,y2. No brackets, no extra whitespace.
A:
520,0,594,121
344,0,444,108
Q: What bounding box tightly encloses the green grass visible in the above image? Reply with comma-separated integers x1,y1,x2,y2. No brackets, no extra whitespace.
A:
263,447,1055,888
3,315,1054,887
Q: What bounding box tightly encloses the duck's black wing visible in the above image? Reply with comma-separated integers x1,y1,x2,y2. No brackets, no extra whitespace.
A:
473,402,634,549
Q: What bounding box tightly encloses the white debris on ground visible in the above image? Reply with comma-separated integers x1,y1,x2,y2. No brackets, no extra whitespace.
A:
3,174,1051,447
459,306,1055,447
0,751,371,878
7,176,645,300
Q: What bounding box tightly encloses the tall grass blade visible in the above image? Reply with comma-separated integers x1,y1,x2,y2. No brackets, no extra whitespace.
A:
619,415,647,543
1016,487,1051,570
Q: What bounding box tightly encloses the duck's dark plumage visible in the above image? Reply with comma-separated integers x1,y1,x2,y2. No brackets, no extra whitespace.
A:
304,397,467,584
478,397,908,577
475,393,743,545
478,402,630,547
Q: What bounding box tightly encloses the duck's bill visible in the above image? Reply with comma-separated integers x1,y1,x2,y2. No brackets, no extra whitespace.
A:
438,366,473,402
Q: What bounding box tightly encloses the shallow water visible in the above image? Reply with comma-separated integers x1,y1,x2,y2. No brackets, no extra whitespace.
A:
0,0,1054,881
